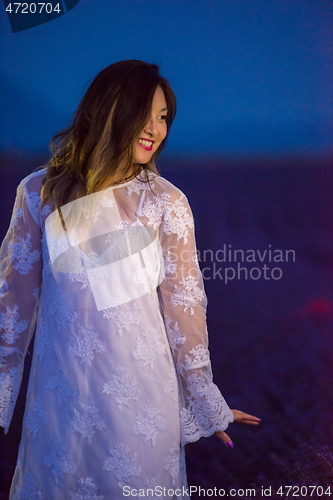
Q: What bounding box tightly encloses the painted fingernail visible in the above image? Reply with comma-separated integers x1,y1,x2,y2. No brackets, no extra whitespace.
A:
227,441,234,448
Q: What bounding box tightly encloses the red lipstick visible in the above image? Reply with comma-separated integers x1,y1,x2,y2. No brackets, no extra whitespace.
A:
138,138,155,151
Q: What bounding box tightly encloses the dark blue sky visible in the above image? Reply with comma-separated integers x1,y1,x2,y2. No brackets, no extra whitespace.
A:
0,0,332,158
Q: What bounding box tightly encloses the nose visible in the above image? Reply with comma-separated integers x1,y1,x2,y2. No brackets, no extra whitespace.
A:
143,115,157,137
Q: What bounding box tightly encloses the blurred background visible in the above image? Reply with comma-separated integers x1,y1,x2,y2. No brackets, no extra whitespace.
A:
0,0,332,498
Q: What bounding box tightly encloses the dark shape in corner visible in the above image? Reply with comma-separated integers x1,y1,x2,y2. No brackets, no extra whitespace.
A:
3,0,80,33
63,0,80,12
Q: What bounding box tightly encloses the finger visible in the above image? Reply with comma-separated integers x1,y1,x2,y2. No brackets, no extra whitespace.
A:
236,415,261,424
232,410,261,419
231,410,261,424
215,431,234,448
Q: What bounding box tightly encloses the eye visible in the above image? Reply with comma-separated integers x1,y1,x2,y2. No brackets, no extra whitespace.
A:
159,115,167,121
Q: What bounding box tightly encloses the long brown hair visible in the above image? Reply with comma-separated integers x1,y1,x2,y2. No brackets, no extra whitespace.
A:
41,60,176,208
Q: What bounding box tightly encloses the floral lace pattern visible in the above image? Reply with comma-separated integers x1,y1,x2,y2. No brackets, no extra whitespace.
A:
25,396,47,439
0,278,9,297
82,252,107,282
8,234,41,275
34,321,52,360
0,304,28,344
114,220,130,230
105,229,130,257
46,367,77,405
48,290,77,332
0,345,17,364
138,192,169,230
11,472,44,500
0,365,23,429
12,208,23,227
68,253,107,288
68,260,90,290
82,195,114,223
126,178,153,196
163,198,194,244
42,262,51,279
133,403,166,446
27,191,51,220
132,265,157,293
103,368,140,411
164,316,186,352
105,292,133,309
163,442,180,486
102,301,141,335
92,195,114,223
139,192,194,243
44,440,77,482
46,231,70,260
27,192,42,213
41,204,52,218
163,369,178,402
171,275,205,315
180,373,233,444
82,198,92,220
103,443,142,484
70,401,107,444
183,344,210,370
68,478,104,500
132,328,166,370
162,250,177,276
68,325,107,366
143,478,159,500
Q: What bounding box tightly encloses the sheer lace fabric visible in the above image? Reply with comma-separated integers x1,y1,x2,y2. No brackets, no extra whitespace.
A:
0,169,233,499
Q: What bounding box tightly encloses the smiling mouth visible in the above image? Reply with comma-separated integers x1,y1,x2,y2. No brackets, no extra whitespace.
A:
138,138,154,151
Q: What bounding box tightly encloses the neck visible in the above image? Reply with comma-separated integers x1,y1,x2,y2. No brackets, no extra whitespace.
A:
110,164,142,186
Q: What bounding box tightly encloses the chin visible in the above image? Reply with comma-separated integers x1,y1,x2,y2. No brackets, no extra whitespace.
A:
134,153,154,165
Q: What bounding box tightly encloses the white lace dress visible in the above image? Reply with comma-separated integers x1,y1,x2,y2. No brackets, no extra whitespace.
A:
0,168,233,500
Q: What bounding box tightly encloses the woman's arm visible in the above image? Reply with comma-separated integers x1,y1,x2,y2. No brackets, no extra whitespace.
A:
0,179,43,433
157,188,235,445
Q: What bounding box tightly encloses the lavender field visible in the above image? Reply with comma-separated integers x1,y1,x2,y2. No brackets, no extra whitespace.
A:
0,156,332,499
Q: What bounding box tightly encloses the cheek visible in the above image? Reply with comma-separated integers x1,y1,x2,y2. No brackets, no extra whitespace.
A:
160,123,167,141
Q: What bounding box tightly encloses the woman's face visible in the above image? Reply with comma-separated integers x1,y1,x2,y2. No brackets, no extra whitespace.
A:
133,85,168,165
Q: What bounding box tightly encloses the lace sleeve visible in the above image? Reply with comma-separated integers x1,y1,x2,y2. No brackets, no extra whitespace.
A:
157,189,234,446
0,180,42,433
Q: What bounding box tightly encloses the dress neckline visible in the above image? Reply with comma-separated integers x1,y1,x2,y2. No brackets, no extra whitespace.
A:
106,169,156,190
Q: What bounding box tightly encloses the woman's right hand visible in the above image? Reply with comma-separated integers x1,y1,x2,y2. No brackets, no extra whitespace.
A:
215,409,261,448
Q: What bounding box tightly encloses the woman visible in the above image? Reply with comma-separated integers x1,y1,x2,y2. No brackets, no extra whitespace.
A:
0,60,259,499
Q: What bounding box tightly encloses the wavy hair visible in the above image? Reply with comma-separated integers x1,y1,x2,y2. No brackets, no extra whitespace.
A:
41,60,176,208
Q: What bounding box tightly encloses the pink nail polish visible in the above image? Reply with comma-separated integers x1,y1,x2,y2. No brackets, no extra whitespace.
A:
227,441,234,448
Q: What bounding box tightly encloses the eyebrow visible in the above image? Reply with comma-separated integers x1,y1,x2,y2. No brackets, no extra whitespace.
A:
160,107,168,112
